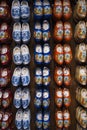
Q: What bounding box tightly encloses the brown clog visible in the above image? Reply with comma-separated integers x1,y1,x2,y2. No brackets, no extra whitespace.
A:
63,88,71,107
55,88,63,108
64,22,72,42
54,44,64,65
63,67,71,86
63,0,72,20
64,44,72,64
54,21,63,42
54,67,63,86
53,0,62,20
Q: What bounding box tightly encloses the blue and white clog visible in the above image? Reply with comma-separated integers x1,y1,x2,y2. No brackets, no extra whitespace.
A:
12,67,21,87
22,23,31,43
21,67,30,86
22,88,30,109
21,44,31,65
14,87,22,108
43,89,50,109
43,111,50,130
12,22,21,43
34,89,42,108
15,109,23,130
23,109,31,130
36,111,43,129
13,46,22,65
11,0,20,21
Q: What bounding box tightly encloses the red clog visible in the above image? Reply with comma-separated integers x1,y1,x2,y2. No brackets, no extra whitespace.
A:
64,44,72,64
0,45,11,65
54,67,63,86
63,67,71,86
54,21,63,42
55,110,63,128
63,0,72,20
0,23,11,43
0,1,10,21
54,44,64,65
2,90,12,109
0,68,11,88
64,22,72,42
63,88,71,107
53,0,62,20
55,88,63,108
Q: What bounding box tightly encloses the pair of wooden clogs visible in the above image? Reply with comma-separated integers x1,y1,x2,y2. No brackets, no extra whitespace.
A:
53,0,72,20
55,109,71,128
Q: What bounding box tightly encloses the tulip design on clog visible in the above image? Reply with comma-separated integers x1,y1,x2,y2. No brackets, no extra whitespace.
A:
34,22,42,42
22,88,30,109
34,89,42,108
23,109,31,130
15,109,23,130
42,20,51,42
21,67,30,86
34,44,43,64
43,67,51,87
43,43,51,64
34,0,43,20
12,67,21,87
36,111,43,129
43,89,50,109
43,111,50,130
35,68,43,87
14,88,22,109
43,0,52,19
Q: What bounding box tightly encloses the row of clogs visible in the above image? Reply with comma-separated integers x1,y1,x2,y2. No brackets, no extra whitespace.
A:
11,1,31,130
34,1,51,130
